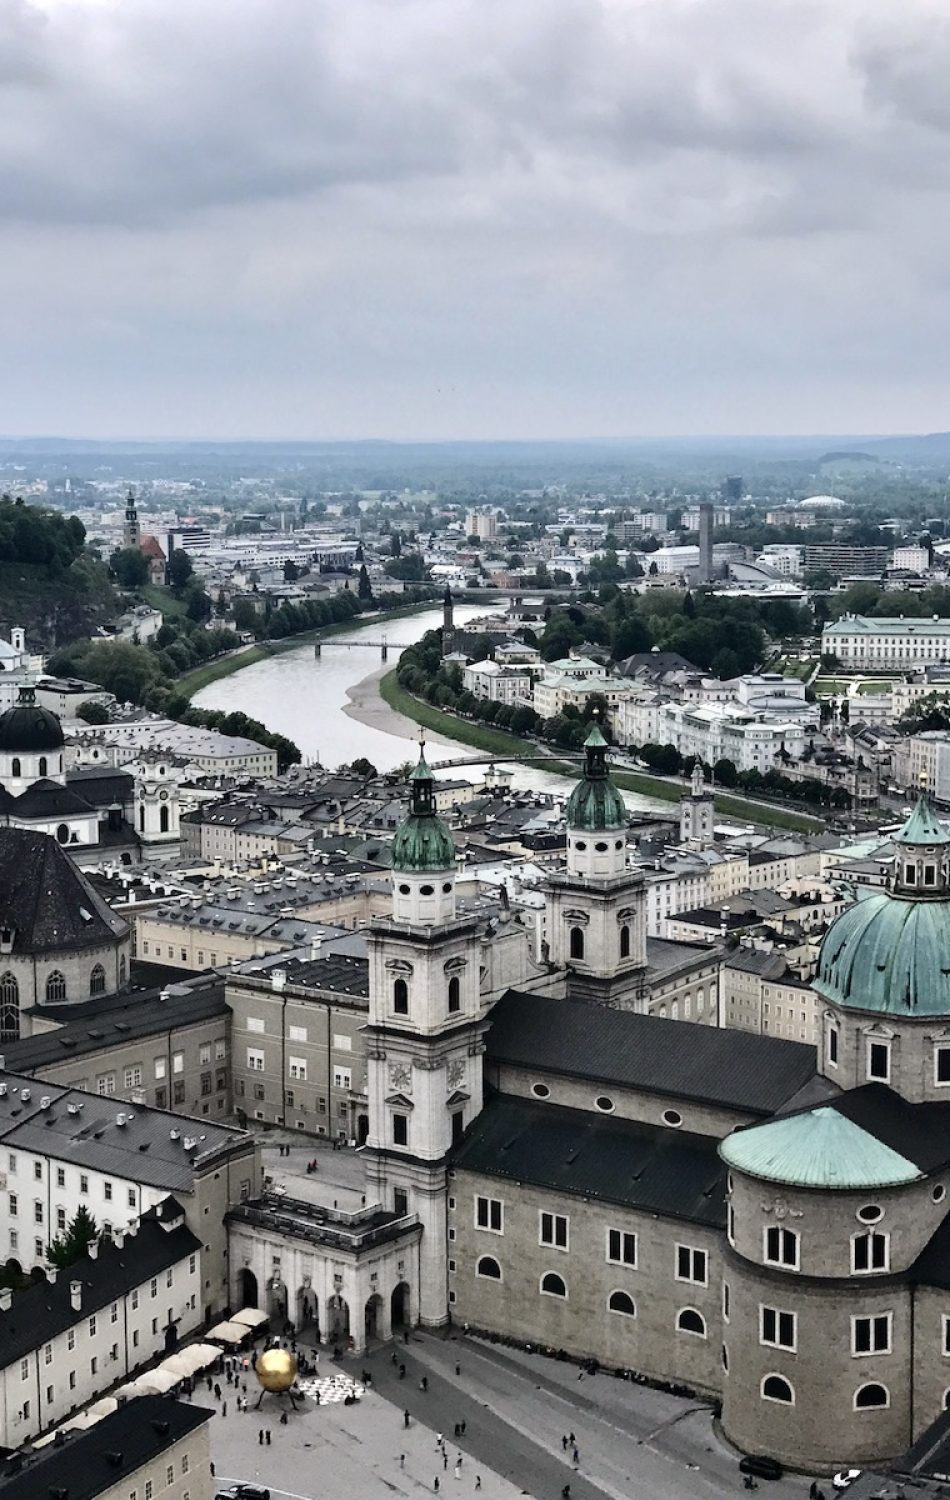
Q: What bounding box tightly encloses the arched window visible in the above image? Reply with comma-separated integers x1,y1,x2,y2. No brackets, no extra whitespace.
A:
854,1383,888,1410
10,758,19,778
89,964,106,997
671,1000,679,1021
676,1308,706,1337
138,806,145,833
476,1256,502,1281
619,925,630,959
38,757,47,777
393,978,409,1015
540,1272,567,1298
45,970,66,1003
0,972,19,1041
569,927,584,961
159,806,169,833
448,976,461,1014
56,823,70,845
607,1290,635,1317
118,955,127,986
762,1374,794,1405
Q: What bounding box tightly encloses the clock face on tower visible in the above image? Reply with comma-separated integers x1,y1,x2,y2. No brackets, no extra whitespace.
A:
390,1063,412,1091
447,1059,465,1088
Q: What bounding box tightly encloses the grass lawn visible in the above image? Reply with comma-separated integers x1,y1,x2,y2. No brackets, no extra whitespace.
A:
380,672,823,833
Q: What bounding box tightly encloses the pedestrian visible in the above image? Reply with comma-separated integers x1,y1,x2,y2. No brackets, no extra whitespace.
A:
437,1434,444,1449
562,1487,571,1500
214,1383,221,1401
444,1454,448,1471
258,1429,264,1445
474,1479,481,1492
457,1453,463,1469
454,1464,461,1481
561,1435,568,1451
568,1432,575,1445
266,1429,272,1446
392,1350,399,1366
434,1479,440,1494
572,1446,579,1466
400,1455,406,1469
455,1362,461,1376
399,1364,406,1380
206,1376,213,1392
460,1421,466,1437
404,1410,411,1429
210,1462,215,1478
222,1400,227,1418
420,1376,428,1392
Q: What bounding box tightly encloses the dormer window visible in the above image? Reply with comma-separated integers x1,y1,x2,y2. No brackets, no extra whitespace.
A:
905,864,917,885
925,864,938,887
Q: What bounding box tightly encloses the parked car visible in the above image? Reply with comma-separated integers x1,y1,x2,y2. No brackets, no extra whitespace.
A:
215,1485,271,1500
739,1454,784,1481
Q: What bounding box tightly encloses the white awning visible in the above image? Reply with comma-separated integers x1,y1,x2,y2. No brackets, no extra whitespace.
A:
207,1319,250,1344
231,1307,269,1329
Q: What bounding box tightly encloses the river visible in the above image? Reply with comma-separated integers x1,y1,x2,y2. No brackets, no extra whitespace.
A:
193,604,671,812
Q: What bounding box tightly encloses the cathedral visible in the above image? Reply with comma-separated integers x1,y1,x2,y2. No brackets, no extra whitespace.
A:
228,727,950,1472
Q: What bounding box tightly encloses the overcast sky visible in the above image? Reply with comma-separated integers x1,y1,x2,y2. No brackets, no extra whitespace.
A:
2,0,948,440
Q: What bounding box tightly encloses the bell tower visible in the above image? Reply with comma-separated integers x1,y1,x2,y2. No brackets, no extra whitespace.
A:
680,761,714,849
441,587,455,656
546,724,647,1007
123,489,140,550
363,740,487,1327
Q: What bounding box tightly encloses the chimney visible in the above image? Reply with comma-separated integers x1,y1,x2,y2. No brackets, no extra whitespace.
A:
113,1229,125,1249
87,1240,99,1260
47,1267,58,1283
70,1280,82,1311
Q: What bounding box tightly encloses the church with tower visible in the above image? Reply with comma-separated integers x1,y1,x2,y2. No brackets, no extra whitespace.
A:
228,728,950,1473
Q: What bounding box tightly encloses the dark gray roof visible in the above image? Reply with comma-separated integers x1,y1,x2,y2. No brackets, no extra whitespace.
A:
66,766,134,806
644,936,718,978
0,1199,200,1370
0,1395,211,1499
13,778,100,817
723,948,790,978
453,1092,726,1227
0,1069,251,1191
282,953,370,999
4,983,228,1073
0,828,128,956
486,990,819,1116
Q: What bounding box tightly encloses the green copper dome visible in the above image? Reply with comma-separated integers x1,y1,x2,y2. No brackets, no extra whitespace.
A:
391,746,456,873
565,724,627,832
721,1107,922,1190
814,797,950,1016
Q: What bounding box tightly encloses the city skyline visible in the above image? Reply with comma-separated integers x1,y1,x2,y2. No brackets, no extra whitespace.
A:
4,0,947,440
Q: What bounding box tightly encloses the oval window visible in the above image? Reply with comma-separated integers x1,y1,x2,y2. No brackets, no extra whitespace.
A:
442,883,452,893
398,884,411,895
419,884,434,896
531,1083,550,1099
662,1109,683,1128
595,841,608,852
857,1204,883,1224
615,840,623,850
575,841,587,851
934,1185,947,1205
595,1096,614,1113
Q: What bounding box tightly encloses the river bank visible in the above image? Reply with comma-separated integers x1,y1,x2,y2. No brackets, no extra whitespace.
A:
368,668,823,833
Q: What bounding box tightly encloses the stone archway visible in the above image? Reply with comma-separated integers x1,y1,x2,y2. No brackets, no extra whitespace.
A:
267,1277,289,1328
327,1294,350,1345
356,1113,369,1145
238,1267,259,1311
391,1281,411,1331
296,1283,319,1339
364,1292,384,1342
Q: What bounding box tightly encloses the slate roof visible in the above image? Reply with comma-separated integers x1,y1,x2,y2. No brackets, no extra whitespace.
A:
0,1198,200,1370
281,953,370,999
3,983,228,1073
0,1395,211,1500
12,778,98,817
0,827,128,955
486,990,818,1116
452,1091,726,1228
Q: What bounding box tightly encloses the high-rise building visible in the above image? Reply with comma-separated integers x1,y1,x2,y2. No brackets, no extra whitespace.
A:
698,502,714,583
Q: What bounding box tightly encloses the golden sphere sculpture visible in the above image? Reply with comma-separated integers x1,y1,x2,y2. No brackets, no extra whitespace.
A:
255,1348,298,1393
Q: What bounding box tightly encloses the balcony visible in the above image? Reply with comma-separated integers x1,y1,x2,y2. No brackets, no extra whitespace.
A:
227,1192,419,1254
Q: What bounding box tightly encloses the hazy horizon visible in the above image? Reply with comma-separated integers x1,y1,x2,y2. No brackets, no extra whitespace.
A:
4,1,947,440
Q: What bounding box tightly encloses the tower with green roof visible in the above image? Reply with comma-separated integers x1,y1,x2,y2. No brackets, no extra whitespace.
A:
546,722,647,1002
363,739,489,1332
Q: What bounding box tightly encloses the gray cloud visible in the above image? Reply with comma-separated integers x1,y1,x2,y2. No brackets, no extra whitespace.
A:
0,0,948,437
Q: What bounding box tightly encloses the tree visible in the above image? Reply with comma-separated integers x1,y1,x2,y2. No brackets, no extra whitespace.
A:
683,590,696,619
648,561,659,576
232,597,260,633
713,757,738,787
110,546,149,588
354,541,364,562
47,1206,99,1270
76,700,109,725
167,549,194,591
186,587,212,622
390,532,402,557
347,757,377,778
283,558,299,582
357,564,373,600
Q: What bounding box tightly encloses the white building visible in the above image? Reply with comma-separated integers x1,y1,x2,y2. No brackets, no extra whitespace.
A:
893,732,950,802
533,672,631,724
891,545,930,572
658,701,807,773
756,545,803,576
0,1198,201,1447
464,509,497,541
461,660,532,705
70,719,278,777
822,615,950,670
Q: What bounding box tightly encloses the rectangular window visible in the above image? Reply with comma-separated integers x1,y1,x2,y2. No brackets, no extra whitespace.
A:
57,1206,66,1230
199,1044,211,1065
19,1358,28,1381
67,1329,74,1350
676,1244,708,1285
247,1048,265,1072
97,1074,116,1095
333,1033,352,1051
111,1301,118,1323
200,1073,212,1096
289,1057,307,1081
247,1017,265,1034
88,1315,96,1336
8,1193,15,1217
173,1081,185,1104
80,1174,89,1194
867,1039,891,1082
150,1278,158,1298
828,1027,839,1067
764,1226,799,1269
288,1025,308,1044
172,1052,184,1074
936,1047,950,1087
394,1188,409,1216
154,1057,167,1080
104,1182,112,1201
124,1066,142,1089
34,1201,43,1224
540,1212,569,1250
475,1196,503,1233
852,1232,889,1274
44,1342,52,1364
333,1066,351,1089
214,1038,226,1060
606,1228,637,1266
131,1289,138,1309
128,1188,136,1208
723,1282,730,1322
34,1161,42,1181
760,1306,796,1350
392,1113,408,1146
56,1167,65,1188
853,1313,891,1355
